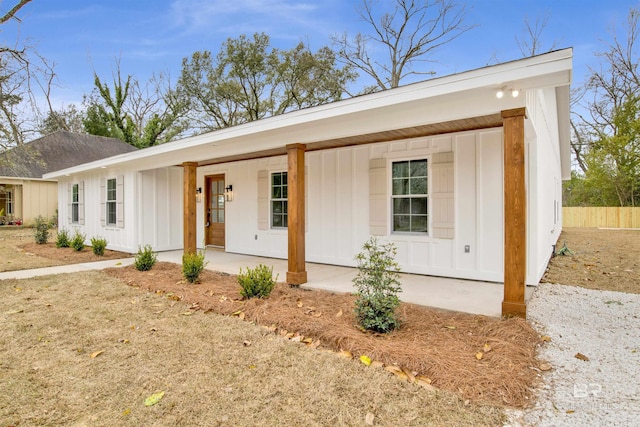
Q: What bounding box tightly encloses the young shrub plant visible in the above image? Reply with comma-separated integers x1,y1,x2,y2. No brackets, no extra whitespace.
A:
134,245,157,271
353,237,403,333
56,228,71,248
90,236,108,256
182,251,208,283
70,230,86,251
238,264,277,299
33,215,50,244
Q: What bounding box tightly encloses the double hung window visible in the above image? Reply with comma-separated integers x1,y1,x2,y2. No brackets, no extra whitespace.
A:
391,159,428,233
271,172,288,228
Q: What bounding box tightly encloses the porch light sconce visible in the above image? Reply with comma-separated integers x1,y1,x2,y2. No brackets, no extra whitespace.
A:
196,187,203,203
496,87,520,99
224,184,233,202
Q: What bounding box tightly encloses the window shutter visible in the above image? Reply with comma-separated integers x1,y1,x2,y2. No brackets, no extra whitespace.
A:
431,152,454,239
78,181,85,225
67,183,72,223
369,158,387,236
257,170,268,230
100,178,106,226
116,175,124,228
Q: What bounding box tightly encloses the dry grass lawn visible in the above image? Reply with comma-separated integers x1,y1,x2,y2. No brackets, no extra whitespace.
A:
542,227,640,293
0,272,504,426
0,228,62,272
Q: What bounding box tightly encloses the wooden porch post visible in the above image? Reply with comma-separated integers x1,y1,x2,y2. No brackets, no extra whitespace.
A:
502,108,527,318
286,143,307,285
182,162,198,255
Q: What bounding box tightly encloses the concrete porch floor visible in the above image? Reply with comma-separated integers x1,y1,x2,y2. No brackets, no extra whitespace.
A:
157,248,535,318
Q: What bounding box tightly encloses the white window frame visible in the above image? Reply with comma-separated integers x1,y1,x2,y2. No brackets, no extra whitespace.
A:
6,189,13,215
71,183,79,223
106,178,117,226
390,157,429,235
270,171,288,229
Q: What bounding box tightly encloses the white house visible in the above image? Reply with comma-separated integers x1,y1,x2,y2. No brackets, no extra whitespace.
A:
44,49,573,318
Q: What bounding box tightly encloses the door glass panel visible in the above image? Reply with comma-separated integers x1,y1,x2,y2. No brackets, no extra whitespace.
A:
218,194,224,209
218,210,224,223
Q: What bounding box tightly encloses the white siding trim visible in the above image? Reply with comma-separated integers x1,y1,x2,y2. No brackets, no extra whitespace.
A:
369,158,387,236
257,170,268,230
432,152,454,239
116,175,124,228
100,178,106,226
78,181,85,225
67,183,72,223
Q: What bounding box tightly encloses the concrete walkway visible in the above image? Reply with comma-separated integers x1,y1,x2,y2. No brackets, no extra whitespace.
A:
0,248,534,317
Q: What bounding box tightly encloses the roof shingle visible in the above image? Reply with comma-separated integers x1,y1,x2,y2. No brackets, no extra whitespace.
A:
0,131,138,178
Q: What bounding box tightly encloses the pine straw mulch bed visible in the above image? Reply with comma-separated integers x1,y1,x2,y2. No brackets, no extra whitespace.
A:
103,262,544,408
18,242,131,264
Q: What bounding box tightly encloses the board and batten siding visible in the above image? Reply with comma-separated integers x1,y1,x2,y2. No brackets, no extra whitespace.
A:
57,170,139,253
197,128,507,283
526,88,565,284
138,167,184,251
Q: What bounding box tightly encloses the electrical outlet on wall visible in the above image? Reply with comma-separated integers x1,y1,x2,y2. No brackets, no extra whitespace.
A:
464,245,470,253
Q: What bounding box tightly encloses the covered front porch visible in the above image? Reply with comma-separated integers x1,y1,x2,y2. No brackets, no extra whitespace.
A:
181,108,530,318
156,248,535,317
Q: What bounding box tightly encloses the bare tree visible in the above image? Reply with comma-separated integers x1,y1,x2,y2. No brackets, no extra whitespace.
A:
332,0,474,92
0,0,57,150
516,12,559,57
568,8,640,206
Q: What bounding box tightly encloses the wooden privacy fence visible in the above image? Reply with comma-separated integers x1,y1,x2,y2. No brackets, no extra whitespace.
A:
563,207,640,228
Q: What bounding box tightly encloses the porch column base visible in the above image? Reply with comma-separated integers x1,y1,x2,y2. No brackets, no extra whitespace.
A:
287,270,307,285
502,300,527,318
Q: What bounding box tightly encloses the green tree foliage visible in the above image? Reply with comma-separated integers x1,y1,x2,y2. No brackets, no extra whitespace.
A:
582,96,640,206
178,33,355,132
569,8,640,206
38,104,86,135
83,65,187,148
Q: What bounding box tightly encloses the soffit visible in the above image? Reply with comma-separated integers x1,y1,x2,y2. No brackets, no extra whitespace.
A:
197,113,503,167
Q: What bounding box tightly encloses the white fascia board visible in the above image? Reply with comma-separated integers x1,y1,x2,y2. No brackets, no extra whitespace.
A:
556,85,572,180
45,49,573,179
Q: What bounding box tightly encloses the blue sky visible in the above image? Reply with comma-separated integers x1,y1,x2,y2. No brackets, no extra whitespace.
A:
3,0,639,109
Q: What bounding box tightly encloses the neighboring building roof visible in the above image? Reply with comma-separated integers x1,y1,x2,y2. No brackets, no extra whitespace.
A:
0,131,138,179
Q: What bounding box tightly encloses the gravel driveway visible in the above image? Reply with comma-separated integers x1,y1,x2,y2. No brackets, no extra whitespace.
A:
507,283,640,426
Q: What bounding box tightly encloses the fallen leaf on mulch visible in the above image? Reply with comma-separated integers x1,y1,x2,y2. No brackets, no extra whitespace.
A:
575,353,590,361
539,362,552,371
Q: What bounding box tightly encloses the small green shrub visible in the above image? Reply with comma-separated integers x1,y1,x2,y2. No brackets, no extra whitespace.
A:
238,264,278,299
182,251,207,284
353,237,402,333
70,230,86,251
33,216,51,244
56,228,71,248
90,236,108,256
134,245,157,271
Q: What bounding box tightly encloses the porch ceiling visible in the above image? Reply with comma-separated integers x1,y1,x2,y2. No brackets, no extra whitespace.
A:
196,113,503,167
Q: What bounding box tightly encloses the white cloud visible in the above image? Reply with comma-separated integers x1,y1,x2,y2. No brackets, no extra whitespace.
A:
169,0,319,34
